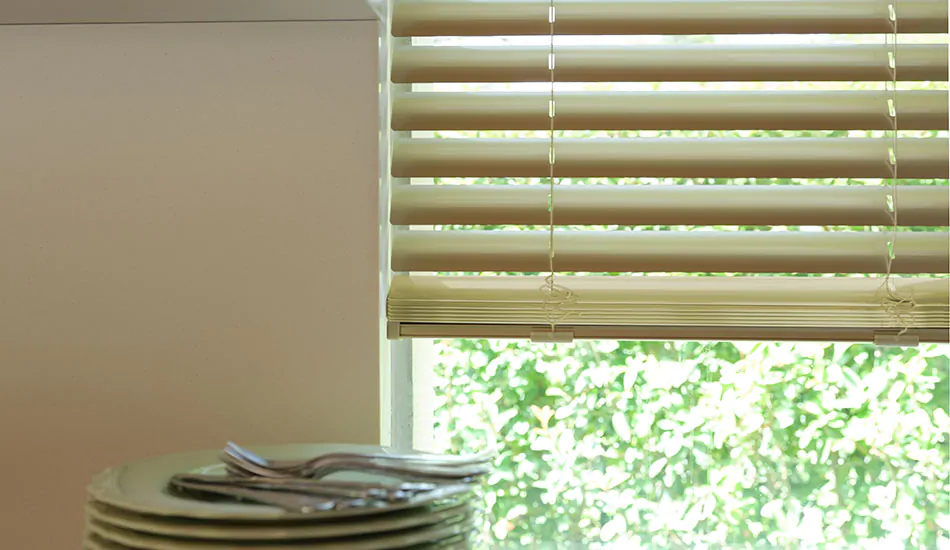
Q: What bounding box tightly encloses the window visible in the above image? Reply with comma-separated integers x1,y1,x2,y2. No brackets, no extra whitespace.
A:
419,339,949,548
384,0,949,546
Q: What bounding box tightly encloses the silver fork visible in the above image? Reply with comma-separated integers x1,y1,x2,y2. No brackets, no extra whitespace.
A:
169,478,338,513
221,448,490,482
169,475,473,513
222,443,492,481
172,473,432,502
225,442,494,472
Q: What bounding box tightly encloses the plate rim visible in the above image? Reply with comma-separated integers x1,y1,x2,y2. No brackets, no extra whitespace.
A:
85,498,471,540
87,443,473,521
86,514,477,550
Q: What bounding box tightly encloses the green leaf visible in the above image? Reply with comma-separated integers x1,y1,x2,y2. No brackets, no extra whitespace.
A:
887,380,906,403
842,366,862,390
546,387,569,399
612,412,631,441
599,515,627,542
649,457,668,478
818,439,832,464
556,429,575,455
657,419,678,431
623,369,637,392
662,434,684,458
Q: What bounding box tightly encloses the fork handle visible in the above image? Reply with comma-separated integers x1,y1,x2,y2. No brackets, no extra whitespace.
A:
304,460,486,482
169,478,339,513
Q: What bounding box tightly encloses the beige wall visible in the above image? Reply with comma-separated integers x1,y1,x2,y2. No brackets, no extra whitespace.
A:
0,21,380,547
0,0,379,24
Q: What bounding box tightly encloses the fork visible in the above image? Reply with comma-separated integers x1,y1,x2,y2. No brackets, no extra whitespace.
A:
169,478,338,513
222,443,493,481
221,448,490,482
172,473,432,502
169,475,474,513
226,442,494,471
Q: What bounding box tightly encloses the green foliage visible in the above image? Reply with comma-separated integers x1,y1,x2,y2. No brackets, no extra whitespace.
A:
432,340,949,548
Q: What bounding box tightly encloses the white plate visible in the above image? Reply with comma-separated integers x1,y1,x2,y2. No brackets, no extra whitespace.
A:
86,499,470,540
88,444,473,521
86,515,475,550
83,533,474,550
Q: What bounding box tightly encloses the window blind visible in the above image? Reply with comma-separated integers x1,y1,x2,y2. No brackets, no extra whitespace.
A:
386,0,950,343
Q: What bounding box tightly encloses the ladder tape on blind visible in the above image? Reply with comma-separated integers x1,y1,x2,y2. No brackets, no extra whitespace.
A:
878,0,919,347
536,0,578,343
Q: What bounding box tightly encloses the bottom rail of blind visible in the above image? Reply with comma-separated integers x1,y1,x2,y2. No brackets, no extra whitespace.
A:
388,322,948,344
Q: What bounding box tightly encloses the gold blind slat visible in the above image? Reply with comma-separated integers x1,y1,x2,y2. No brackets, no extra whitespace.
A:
392,44,948,83
394,323,950,343
391,185,950,227
392,90,949,131
392,138,950,179
391,230,950,274
393,0,949,37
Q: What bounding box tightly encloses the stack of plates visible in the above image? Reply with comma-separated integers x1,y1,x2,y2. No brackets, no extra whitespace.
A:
85,444,477,549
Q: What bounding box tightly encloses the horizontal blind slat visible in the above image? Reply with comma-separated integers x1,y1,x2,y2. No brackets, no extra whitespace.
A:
389,275,948,305
391,185,950,226
392,44,948,83
395,324,950,342
393,0,949,36
392,138,950,178
391,230,950,273
392,90,950,131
